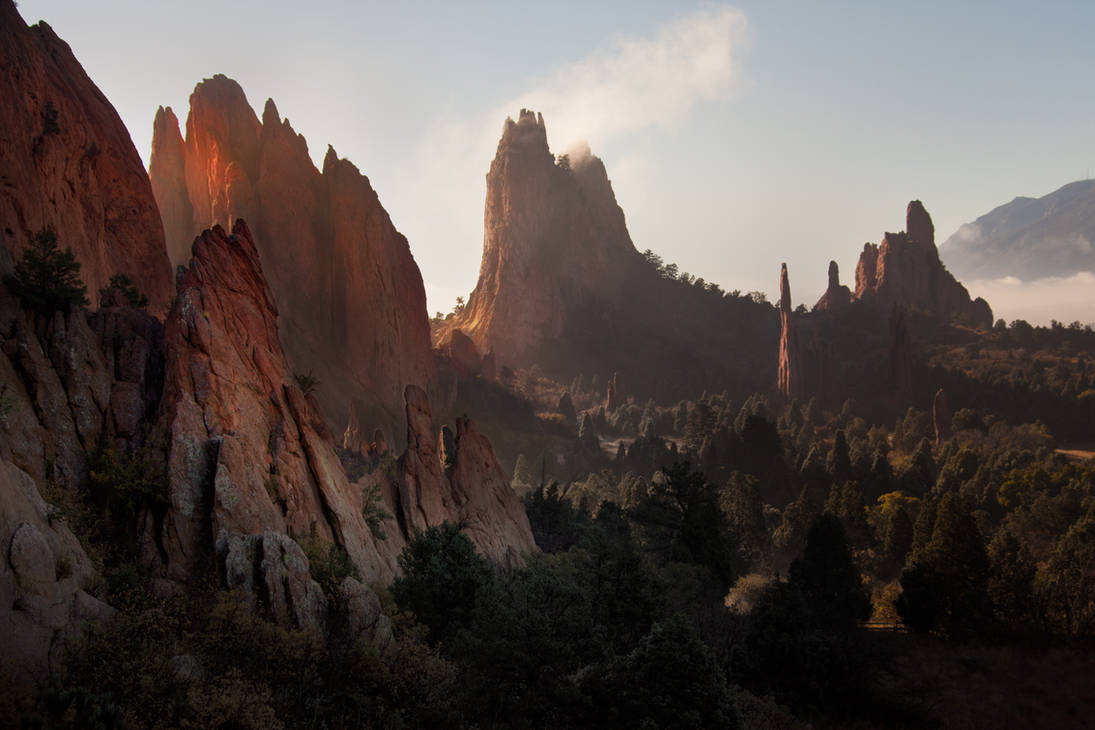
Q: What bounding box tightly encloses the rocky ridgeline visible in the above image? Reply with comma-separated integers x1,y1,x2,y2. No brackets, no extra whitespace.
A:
150,76,437,442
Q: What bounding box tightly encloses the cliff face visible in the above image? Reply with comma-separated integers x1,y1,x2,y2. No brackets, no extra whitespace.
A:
454,111,640,366
0,1,173,313
854,201,992,328
149,220,401,593
149,76,435,441
150,220,534,602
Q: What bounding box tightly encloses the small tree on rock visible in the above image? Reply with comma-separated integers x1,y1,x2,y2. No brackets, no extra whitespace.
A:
4,228,89,314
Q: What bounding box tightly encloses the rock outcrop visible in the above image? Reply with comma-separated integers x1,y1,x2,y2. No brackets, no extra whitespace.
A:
149,220,401,597
396,385,536,568
440,328,494,382
0,1,173,312
150,221,535,611
0,458,113,686
813,260,852,312
777,264,800,402
449,112,640,367
439,109,779,404
854,201,992,328
932,388,951,445
149,76,436,441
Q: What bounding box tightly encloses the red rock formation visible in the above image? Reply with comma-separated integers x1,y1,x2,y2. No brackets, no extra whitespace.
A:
814,260,852,312
442,328,485,379
0,2,173,312
149,77,435,441
450,111,639,366
153,220,534,604
777,263,801,402
932,388,951,445
149,106,192,268
396,384,536,568
854,201,992,328
151,220,401,593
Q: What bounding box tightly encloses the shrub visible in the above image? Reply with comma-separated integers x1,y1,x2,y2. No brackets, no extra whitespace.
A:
294,371,321,396
4,228,89,314
100,273,148,308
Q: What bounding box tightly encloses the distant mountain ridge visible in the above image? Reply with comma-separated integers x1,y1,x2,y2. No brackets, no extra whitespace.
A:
941,179,1095,280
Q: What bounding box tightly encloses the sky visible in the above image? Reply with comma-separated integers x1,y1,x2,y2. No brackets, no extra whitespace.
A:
16,0,1095,324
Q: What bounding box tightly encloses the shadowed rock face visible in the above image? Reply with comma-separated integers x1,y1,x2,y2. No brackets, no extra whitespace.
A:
149,76,435,443
814,260,852,312
451,110,640,367
854,201,992,328
0,1,173,313
933,388,951,445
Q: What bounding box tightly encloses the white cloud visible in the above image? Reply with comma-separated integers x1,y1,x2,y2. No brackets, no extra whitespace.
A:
966,271,1095,326
509,6,748,151
394,5,749,312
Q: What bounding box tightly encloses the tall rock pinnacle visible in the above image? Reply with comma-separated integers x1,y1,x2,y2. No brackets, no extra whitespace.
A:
451,109,639,367
777,263,800,401
149,76,436,440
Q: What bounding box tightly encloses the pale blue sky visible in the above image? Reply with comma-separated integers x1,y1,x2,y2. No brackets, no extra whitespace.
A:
17,1,1095,323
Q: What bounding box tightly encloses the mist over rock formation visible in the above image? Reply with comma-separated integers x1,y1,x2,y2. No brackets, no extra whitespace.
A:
854,201,992,328
442,109,777,402
149,76,436,442
0,1,173,312
941,179,1095,281
453,111,638,365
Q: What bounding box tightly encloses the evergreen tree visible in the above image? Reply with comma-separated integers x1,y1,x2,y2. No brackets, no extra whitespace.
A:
4,227,89,314
897,494,992,638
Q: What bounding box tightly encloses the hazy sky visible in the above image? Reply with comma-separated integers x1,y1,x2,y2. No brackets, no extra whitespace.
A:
16,1,1095,324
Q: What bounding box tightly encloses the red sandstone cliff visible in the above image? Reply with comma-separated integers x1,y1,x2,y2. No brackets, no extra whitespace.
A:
149,76,435,441
0,1,173,312
151,220,534,602
854,201,992,328
451,111,640,366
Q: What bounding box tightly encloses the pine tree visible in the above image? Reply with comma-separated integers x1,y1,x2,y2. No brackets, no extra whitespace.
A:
4,228,89,314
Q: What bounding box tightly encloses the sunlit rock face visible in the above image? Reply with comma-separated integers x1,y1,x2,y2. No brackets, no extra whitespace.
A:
451,109,641,367
150,76,436,445
151,220,534,603
0,1,173,313
854,201,992,328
